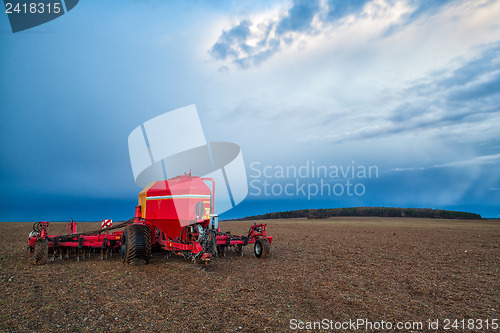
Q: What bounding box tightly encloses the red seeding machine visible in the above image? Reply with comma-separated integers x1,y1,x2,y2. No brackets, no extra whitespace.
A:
27,173,272,265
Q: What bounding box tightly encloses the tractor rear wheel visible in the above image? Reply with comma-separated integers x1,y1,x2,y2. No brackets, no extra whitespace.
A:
33,238,48,265
254,238,270,258
121,224,151,265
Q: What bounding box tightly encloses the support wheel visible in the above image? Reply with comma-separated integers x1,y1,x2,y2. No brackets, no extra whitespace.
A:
121,224,151,265
254,238,270,258
33,239,48,265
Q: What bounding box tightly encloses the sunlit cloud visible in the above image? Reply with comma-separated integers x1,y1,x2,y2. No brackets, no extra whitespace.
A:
208,0,464,69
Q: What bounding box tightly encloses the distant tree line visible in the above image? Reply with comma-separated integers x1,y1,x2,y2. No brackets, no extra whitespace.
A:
233,207,482,221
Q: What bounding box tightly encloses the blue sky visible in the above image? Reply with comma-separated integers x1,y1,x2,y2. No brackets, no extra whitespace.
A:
1,0,499,221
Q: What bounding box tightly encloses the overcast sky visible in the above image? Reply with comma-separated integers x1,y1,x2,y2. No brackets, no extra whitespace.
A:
1,0,499,221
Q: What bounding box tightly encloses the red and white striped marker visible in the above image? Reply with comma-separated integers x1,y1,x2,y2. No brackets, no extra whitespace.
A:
101,219,112,229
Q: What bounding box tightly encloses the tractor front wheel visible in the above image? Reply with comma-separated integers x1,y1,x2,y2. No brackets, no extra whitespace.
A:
254,238,270,258
121,224,151,265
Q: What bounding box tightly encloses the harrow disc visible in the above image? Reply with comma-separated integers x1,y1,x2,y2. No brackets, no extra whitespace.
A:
203,230,217,257
235,244,243,256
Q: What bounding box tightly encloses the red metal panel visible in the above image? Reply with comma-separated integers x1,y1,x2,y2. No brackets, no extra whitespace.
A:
143,175,211,239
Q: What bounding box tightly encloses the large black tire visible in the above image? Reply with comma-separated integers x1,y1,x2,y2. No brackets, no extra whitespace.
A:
254,238,270,258
33,239,48,265
121,224,151,265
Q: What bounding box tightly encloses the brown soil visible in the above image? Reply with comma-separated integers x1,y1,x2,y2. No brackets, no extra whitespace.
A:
0,218,499,332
